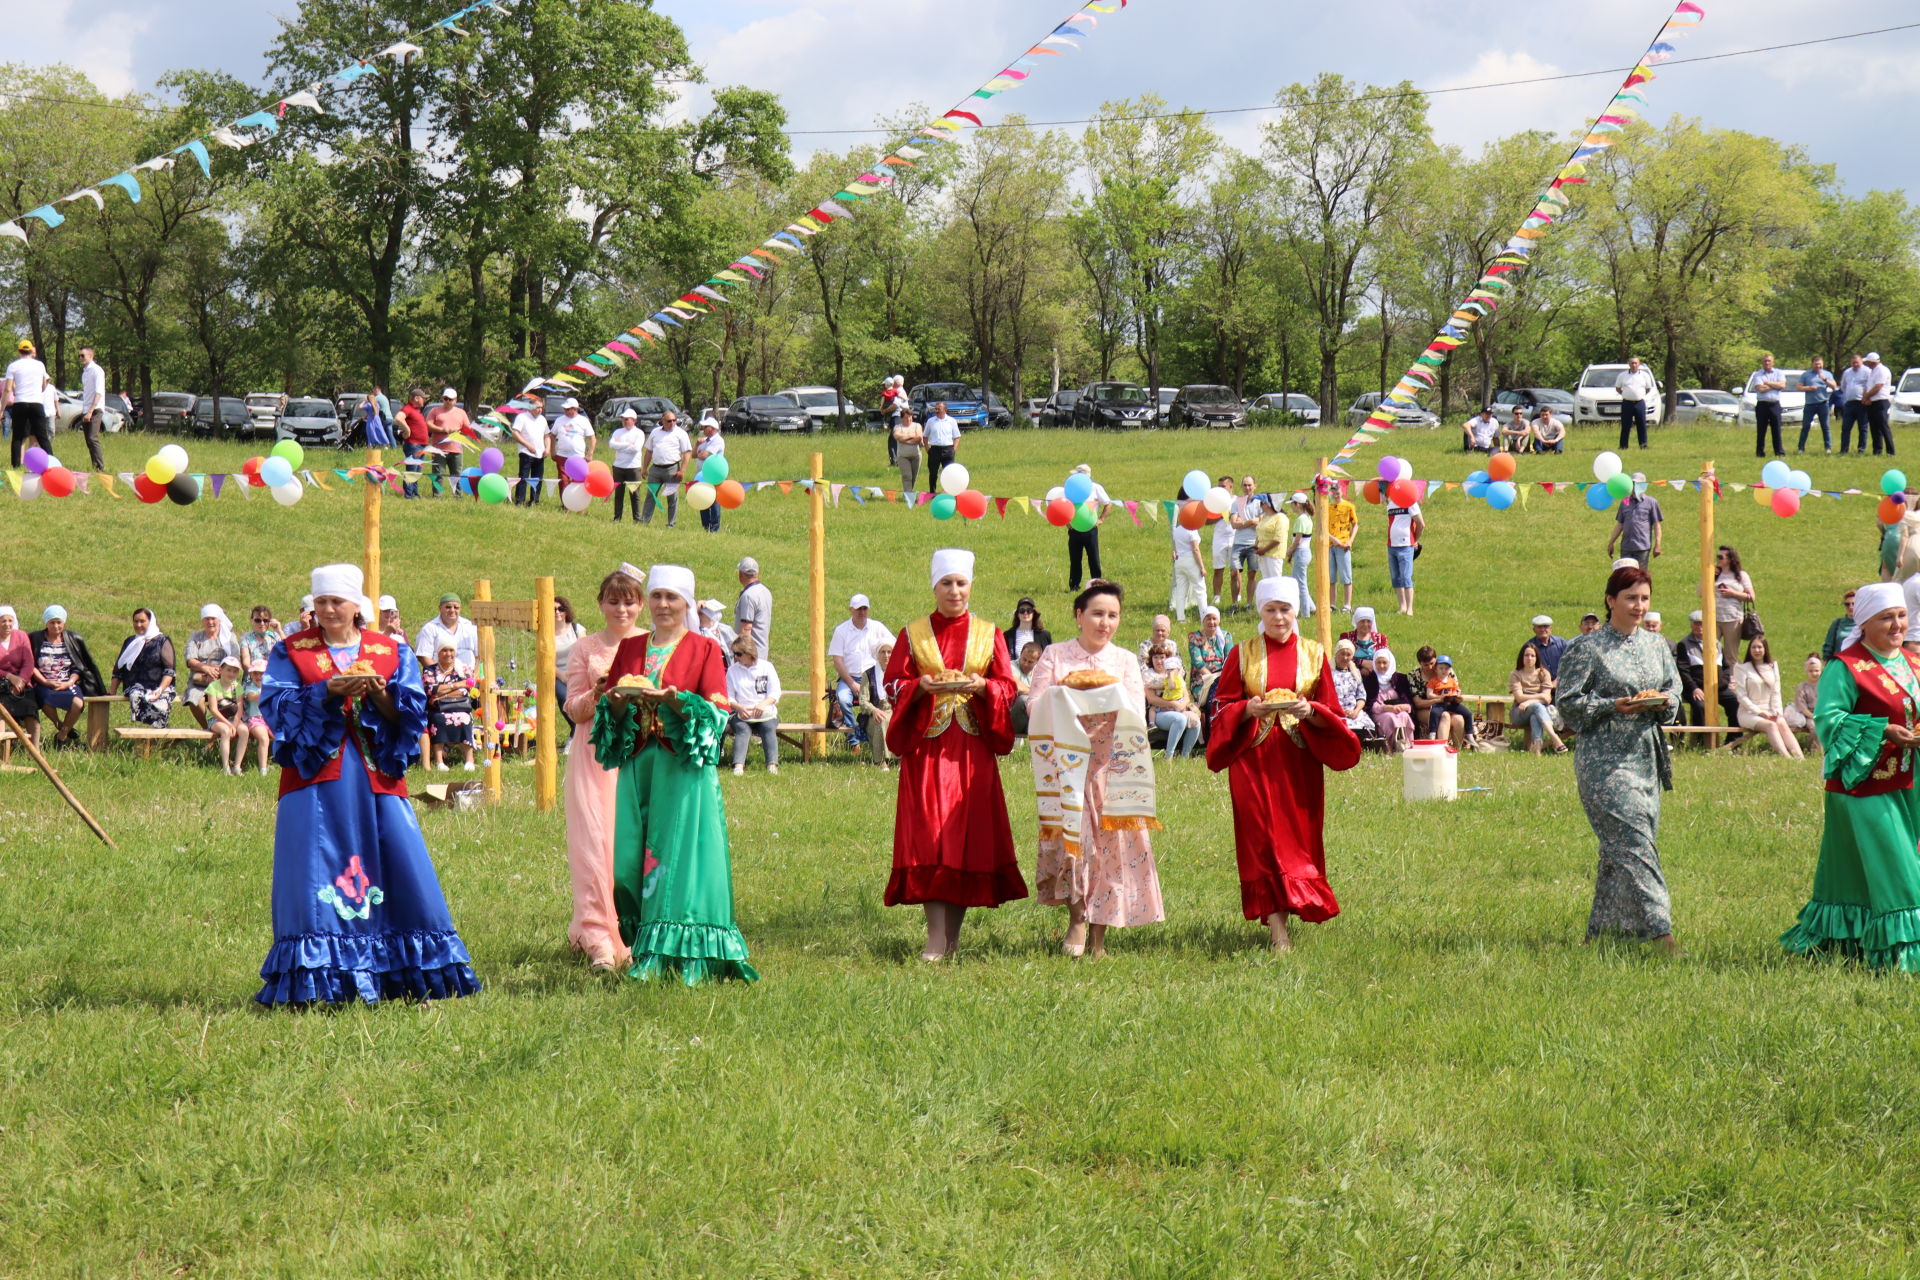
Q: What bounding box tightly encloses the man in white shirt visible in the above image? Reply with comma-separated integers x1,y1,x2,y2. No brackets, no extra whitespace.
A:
694,415,726,533
414,594,479,670
1226,475,1264,612
607,407,647,522
1863,352,1896,458
550,398,596,493
510,400,550,506
4,339,53,469
923,401,961,478
1746,353,1787,459
1838,353,1871,455
829,593,895,749
78,346,108,470
736,557,774,665
639,409,694,527
1385,496,1425,617
1614,356,1656,449
1461,407,1499,453
1064,463,1111,591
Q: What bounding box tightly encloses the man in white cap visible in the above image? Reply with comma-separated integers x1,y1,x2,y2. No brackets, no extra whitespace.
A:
1524,615,1566,678
1863,352,1896,457
1607,472,1663,567
639,409,694,528
735,557,772,666
829,593,894,750
425,387,472,489
551,397,596,492
509,391,551,506
694,413,726,532
1643,611,1663,635
1065,463,1110,591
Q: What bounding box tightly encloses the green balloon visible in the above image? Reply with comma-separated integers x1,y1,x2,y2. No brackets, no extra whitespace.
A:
1883,470,1908,496
478,473,511,504
700,454,730,486
1069,501,1097,532
930,493,958,520
270,439,305,469
1605,472,1632,499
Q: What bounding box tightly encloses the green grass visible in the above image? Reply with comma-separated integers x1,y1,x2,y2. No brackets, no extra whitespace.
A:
3,420,1916,1277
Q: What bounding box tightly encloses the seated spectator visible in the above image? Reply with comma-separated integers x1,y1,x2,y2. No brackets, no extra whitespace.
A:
1136,613,1174,668
1461,407,1499,453
415,594,478,671
1004,597,1052,663
1732,635,1803,760
0,605,37,743
725,637,781,775
206,656,246,775
240,605,284,669
1523,615,1566,679
1340,606,1387,663
1509,642,1566,754
112,607,176,727
1010,640,1043,738
1785,654,1820,746
376,596,407,645
1500,407,1533,453
1143,637,1200,759
423,644,477,771
1364,649,1417,753
240,657,273,776
1674,610,1739,730
1186,606,1233,708
829,593,894,751
1643,610,1663,635
182,604,238,731
1530,407,1567,453
29,605,104,746
1578,611,1601,635
860,640,897,770
1819,588,1855,661
1411,646,1474,749
1330,640,1375,738
697,600,738,661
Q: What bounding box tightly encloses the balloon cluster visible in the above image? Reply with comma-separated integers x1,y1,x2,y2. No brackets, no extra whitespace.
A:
1758,459,1814,518
1044,467,1110,530
1583,451,1635,511
1360,456,1424,508
927,462,987,521
1462,452,1520,510
17,445,77,500
1877,470,1910,524
469,447,510,504
237,440,307,506
685,451,740,513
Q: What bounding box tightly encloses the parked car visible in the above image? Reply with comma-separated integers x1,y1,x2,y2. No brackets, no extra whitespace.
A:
1889,368,1920,421
143,391,198,434
1040,389,1082,427
1168,385,1247,429
53,390,126,435
722,395,811,435
1022,397,1047,425
1491,387,1575,419
1154,386,1176,426
1246,392,1320,425
245,392,285,434
1572,364,1663,425
1736,369,1807,427
596,395,681,430
191,395,254,439
984,392,1015,428
275,397,347,448
1345,392,1439,430
769,386,859,428
1671,389,1739,424
1073,382,1155,429
908,382,988,429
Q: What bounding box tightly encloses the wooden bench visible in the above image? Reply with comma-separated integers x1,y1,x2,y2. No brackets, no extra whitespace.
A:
775,690,856,762
83,695,121,750
1663,724,1745,750
113,726,213,759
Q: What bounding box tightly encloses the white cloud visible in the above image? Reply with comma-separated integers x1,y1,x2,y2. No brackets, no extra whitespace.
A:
7,0,150,98
1426,51,1578,155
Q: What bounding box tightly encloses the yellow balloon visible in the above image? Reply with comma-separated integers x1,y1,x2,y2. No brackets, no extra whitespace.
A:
1751,484,1772,506
685,482,717,512
145,456,178,485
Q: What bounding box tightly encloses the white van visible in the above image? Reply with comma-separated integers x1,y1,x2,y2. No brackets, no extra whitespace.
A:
1573,363,1663,426
1892,368,1920,425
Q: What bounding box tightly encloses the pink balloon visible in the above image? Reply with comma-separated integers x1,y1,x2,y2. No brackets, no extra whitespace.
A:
1771,487,1801,518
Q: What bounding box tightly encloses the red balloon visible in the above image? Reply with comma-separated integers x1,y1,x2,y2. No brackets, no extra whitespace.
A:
242,456,267,486
1771,487,1801,518
133,474,166,503
584,470,616,498
40,466,76,497
1178,500,1208,530
1487,451,1516,482
1387,477,1419,508
955,489,988,519
1362,478,1383,505
587,460,613,481
715,479,746,510
1045,497,1075,527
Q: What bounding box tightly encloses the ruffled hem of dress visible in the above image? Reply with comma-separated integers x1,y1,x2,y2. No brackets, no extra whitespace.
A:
255,930,481,1006
591,700,641,768
1241,872,1340,924
662,692,728,768
622,921,759,985
1779,899,1871,959
1864,905,1920,972
884,864,1030,908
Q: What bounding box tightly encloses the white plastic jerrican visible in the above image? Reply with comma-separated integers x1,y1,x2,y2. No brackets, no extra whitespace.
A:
1402,738,1459,802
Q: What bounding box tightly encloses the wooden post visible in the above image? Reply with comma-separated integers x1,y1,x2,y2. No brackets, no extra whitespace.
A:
1314,458,1333,656
363,447,383,612
534,575,558,811
475,578,501,805
0,703,115,848
1699,462,1719,747
809,451,828,759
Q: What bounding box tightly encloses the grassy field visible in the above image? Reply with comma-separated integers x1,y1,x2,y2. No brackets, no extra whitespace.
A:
3,419,1918,1277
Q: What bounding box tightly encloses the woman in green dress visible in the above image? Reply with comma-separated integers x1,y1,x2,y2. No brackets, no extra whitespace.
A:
593,564,758,985
1781,582,1920,971
1557,564,1683,952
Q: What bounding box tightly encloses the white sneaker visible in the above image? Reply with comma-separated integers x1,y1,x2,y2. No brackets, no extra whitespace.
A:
732,765,744,776
434,762,450,772
768,764,780,775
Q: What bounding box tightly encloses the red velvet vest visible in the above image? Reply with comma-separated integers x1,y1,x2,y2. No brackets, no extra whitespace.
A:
278,629,409,799
1829,642,1918,797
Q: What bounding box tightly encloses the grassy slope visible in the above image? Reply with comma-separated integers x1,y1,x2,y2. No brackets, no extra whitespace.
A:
2,422,1916,1278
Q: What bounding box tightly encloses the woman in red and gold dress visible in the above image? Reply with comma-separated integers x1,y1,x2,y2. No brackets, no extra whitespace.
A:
1207,575,1362,951
882,548,1027,961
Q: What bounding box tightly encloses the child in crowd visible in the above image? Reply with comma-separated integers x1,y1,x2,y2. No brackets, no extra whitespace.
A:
423,643,476,770
207,656,245,775
1786,653,1821,747
241,658,273,776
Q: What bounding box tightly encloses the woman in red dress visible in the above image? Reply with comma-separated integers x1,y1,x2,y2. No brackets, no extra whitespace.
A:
1207,575,1362,951
882,548,1027,961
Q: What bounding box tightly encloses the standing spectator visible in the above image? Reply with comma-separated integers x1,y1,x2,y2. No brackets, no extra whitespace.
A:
1385,489,1424,617
399,389,432,499
639,409,693,527
4,339,52,469
1746,353,1788,459
415,594,479,670
1607,475,1663,567
1839,353,1870,455
552,596,588,732
924,400,961,480
1169,510,1206,621
735,557,773,665
1208,473,1237,608
694,415,726,532
1252,496,1288,583
1797,358,1838,454
0,606,38,744
1004,598,1051,662
509,395,549,506
881,375,904,466
1510,642,1566,755
425,388,471,487
1674,609,1739,729
1732,635,1803,760
1713,545,1756,671
1863,352,1896,457
77,346,108,471
29,605,104,747
1821,587,1858,661
1614,356,1655,449
1461,406,1499,453
893,407,925,492
356,389,394,448
1065,464,1110,591
607,407,646,523
1225,475,1264,612
1525,615,1567,679
1531,405,1567,453
550,398,596,491
111,608,175,728
829,594,894,752
1327,483,1357,613
1284,491,1316,617
725,637,782,775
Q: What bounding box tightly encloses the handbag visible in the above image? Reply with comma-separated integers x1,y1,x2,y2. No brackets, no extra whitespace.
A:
1739,600,1764,641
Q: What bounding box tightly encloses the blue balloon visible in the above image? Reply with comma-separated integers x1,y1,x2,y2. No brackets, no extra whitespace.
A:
1486,481,1517,510
1585,483,1614,511
1789,469,1812,493
1761,459,1792,489
1467,470,1490,486
259,456,294,488
1182,469,1210,500
1464,482,1487,499
1063,472,1094,505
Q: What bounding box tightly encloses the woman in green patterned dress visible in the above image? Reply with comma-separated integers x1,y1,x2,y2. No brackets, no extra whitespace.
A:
1781,582,1920,971
593,564,758,985
1556,565,1683,952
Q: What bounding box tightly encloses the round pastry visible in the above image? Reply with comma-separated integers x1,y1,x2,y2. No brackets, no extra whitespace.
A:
343,659,378,677
1062,669,1119,691
615,673,657,690
1259,687,1300,705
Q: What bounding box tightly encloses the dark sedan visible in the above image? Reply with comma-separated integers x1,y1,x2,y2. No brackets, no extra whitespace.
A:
144,391,198,434
191,395,254,439
1040,389,1082,427
1168,385,1247,429
723,395,811,435
984,392,1015,428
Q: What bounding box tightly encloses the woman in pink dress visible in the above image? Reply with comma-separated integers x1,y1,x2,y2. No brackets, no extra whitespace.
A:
562,564,646,972
1026,580,1165,957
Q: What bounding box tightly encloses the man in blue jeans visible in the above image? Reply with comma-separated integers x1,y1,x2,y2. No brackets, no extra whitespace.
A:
828,594,894,750
1797,358,1837,454
1385,496,1424,617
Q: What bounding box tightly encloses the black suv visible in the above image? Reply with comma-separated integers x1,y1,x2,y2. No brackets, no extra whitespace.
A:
1168,385,1247,429
1040,389,1081,427
1072,382,1154,429
598,396,682,430
191,395,253,438
145,391,198,434
722,395,811,435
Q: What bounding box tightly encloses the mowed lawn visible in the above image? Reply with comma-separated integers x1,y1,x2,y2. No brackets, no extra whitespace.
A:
3,420,1919,1277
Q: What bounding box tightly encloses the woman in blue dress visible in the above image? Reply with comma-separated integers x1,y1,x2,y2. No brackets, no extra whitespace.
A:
255,563,480,1006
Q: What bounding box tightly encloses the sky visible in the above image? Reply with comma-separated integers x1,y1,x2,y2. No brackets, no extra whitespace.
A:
7,0,1915,195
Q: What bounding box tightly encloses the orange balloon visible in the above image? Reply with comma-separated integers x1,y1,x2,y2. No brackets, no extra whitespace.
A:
1880,496,1906,524
1178,500,1208,530
1487,452,1516,482
1361,478,1383,505
715,479,746,510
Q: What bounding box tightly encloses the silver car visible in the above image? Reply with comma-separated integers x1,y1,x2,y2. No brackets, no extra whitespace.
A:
276,397,347,448
54,390,125,435
1346,392,1438,430
1671,389,1738,424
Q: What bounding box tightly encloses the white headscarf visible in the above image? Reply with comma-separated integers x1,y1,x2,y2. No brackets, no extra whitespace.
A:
930,548,974,589
1373,648,1399,683
647,564,697,613
117,610,162,673
1352,605,1376,630
1846,581,1906,652
199,603,235,648
0,605,15,625
1255,575,1299,612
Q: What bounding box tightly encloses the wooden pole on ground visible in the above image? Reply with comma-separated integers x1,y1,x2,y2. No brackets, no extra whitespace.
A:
363,447,383,612
1315,458,1333,655
809,451,827,760
534,575,557,811
475,578,501,805
0,703,116,848
1699,462,1719,747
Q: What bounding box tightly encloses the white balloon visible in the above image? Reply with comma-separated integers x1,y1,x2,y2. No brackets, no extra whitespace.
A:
271,481,304,506
157,444,190,473
561,482,592,512
1203,485,1233,516
685,481,717,511
939,463,970,496
19,474,42,500
1592,451,1623,482
1045,485,1066,503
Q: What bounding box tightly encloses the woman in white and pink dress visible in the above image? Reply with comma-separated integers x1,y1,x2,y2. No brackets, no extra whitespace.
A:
1026,579,1165,958
561,565,645,971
